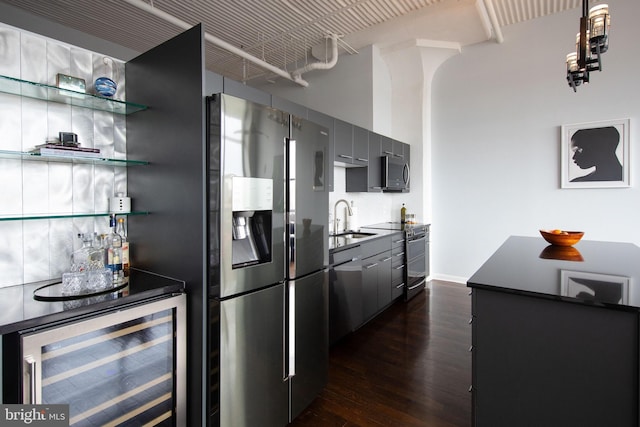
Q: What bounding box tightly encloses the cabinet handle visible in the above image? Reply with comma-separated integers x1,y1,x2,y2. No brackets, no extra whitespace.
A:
395,252,405,257
383,150,393,155
393,239,405,244
25,355,37,404
356,158,368,162
382,257,392,262
395,282,405,289
365,263,378,269
468,385,473,393
468,290,473,296
468,345,473,352
468,317,473,324
395,265,405,270
394,153,404,158
338,154,353,159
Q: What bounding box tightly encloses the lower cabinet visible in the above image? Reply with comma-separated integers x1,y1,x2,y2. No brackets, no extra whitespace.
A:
329,246,362,345
330,234,406,344
3,293,187,426
472,288,638,427
361,236,393,322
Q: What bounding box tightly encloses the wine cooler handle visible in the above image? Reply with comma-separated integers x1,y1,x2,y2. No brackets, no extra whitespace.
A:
25,355,37,404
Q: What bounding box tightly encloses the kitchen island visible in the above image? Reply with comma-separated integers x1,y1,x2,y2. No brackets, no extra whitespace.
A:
468,236,640,427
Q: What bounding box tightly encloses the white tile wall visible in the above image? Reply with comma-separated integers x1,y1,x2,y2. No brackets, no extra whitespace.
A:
0,23,127,287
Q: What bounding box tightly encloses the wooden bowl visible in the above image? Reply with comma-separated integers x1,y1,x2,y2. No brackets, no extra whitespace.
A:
539,230,584,247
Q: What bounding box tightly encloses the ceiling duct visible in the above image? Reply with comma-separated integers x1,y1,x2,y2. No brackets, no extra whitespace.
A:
121,0,345,87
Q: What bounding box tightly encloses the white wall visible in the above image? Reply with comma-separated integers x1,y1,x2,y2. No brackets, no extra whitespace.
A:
432,0,640,283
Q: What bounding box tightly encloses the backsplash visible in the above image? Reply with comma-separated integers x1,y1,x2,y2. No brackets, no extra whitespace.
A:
0,23,126,288
329,166,415,232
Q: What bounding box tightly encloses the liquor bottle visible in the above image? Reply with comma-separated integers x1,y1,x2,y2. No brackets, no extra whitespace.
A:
105,214,123,282
116,217,130,277
401,203,407,224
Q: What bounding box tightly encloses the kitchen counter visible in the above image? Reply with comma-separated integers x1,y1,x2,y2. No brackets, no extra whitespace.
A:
468,236,640,427
468,235,640,310
0,268,185,334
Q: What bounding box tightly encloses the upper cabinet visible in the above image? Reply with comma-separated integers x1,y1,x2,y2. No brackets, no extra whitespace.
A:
307,109,335,192
334,120,368,167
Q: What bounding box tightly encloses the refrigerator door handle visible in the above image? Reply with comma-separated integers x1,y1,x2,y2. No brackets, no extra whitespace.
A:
285,280,296,381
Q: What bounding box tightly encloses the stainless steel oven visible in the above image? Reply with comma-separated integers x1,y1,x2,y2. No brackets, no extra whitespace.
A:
405,225,429,301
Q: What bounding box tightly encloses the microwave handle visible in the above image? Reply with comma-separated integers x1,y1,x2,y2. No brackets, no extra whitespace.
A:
403,163,410,185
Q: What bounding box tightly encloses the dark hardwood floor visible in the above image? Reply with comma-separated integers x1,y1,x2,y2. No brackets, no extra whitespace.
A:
291,280,472,427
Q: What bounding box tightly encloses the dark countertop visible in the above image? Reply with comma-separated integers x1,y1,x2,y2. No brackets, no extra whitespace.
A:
468,236,640,310
0,268,185,335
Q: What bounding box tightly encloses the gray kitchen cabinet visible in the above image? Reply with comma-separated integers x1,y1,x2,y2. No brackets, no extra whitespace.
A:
391,233,406,299
367,132,383,192
360,236,392,321
334,119,354,164
307,109,334,192
345,130,382,193
352,125,369,166
329,245,362,345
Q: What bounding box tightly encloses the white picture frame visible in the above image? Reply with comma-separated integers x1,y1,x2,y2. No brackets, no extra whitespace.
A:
560,118,630,188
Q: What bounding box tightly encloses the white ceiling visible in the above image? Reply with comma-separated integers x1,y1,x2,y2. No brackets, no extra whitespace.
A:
1,0,588,84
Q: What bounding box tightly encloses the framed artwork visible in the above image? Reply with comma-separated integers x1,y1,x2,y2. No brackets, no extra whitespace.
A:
561,270,630,305
560,118,630,188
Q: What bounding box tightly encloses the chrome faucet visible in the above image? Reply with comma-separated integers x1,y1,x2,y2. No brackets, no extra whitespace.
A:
333,199,353,235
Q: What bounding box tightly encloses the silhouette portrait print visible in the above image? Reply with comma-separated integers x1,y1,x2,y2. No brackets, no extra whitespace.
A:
570,126,622,182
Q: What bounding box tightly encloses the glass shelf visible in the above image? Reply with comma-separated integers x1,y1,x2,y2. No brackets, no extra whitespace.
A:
0,211,149,222
0,149,149,166
0,74,148,115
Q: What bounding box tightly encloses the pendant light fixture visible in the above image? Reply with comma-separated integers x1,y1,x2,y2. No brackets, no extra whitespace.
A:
566,1,610,91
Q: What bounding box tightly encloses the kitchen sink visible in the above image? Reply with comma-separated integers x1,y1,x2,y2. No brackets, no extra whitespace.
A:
330,231,377,239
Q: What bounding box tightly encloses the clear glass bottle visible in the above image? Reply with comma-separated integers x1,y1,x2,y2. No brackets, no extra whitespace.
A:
71,232,104,272
105,214,124,282
116,217,130,277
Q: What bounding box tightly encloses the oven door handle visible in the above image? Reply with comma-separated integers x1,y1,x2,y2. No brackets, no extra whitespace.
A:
408,278,427,291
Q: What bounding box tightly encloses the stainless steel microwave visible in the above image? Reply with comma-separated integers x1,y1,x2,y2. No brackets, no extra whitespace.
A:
382,155,410,192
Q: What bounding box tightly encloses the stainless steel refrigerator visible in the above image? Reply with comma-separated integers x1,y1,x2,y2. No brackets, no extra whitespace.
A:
207,94,329,427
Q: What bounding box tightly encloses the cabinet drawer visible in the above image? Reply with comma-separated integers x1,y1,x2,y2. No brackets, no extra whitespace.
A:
392,245,405,267
361,236,391,259
392,263,405,285
330,246,361,265
391,233,406,249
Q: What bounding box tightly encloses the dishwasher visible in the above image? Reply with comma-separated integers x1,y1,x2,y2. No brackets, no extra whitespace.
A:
328,245,362,345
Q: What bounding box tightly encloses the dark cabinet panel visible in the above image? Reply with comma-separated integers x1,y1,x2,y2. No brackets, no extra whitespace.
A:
334,119,353,164
329,247,362,345
362,257,378,321
307,109,334,192
367,132,383,192
472,288,638,427
352,125,369,166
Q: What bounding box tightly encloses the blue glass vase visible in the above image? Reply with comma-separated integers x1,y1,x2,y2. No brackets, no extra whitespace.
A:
94,77,117,97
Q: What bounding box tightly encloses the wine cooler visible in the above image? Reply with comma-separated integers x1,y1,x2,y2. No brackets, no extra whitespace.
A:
18,293,186,426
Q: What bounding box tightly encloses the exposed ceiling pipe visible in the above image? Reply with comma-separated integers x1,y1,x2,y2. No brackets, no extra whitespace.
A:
121,0,310,87
481,0,504,43
290,34,339,85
